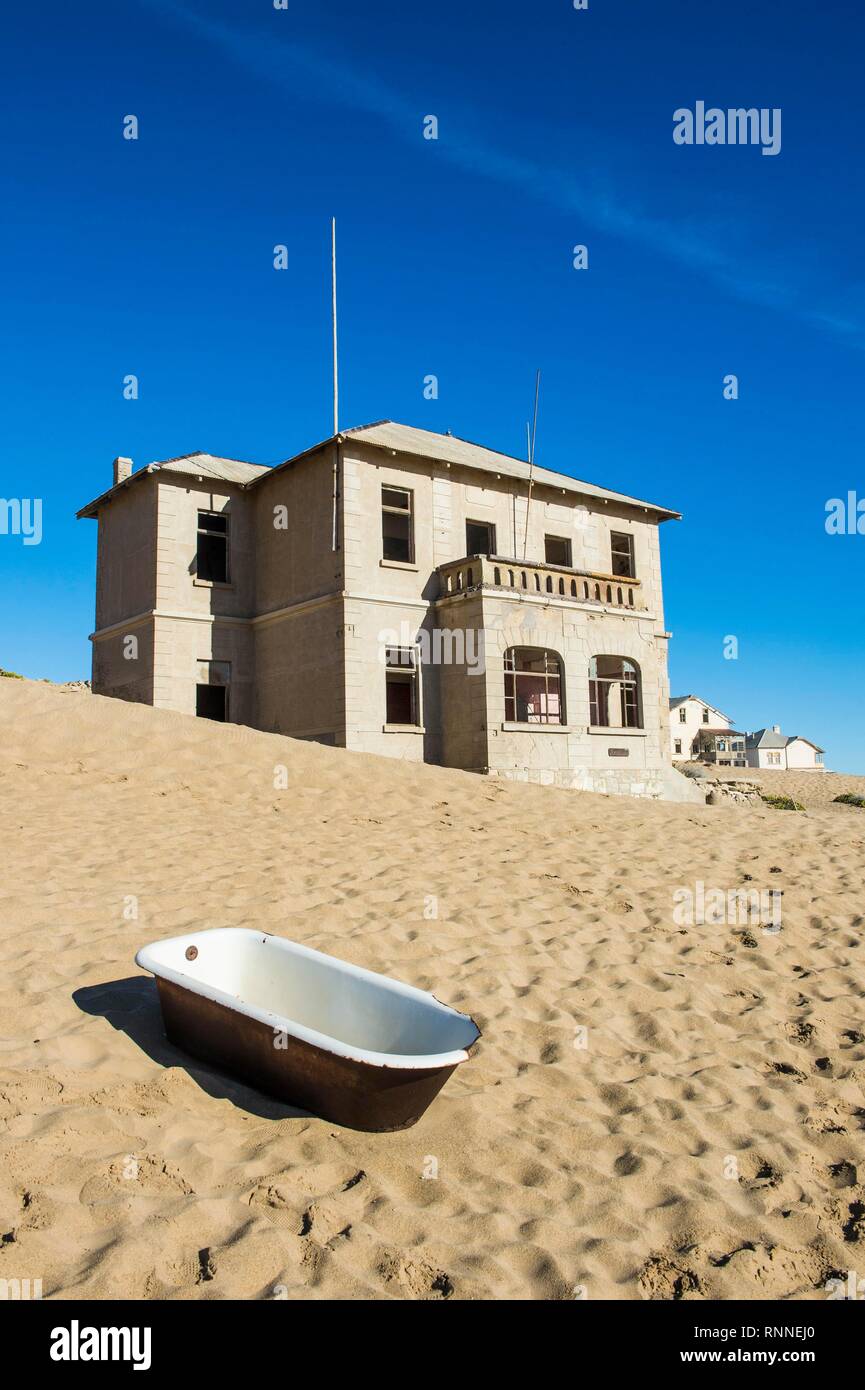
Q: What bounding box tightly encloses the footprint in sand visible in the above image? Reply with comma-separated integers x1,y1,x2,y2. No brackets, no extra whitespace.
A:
377,1249,453,1299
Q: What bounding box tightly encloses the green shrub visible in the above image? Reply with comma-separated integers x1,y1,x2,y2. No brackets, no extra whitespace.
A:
833,793,865,808
760,794,806,812
0,669,24,679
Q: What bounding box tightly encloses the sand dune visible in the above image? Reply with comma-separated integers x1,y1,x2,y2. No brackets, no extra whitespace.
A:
694,763,865,809
1,678,863,1300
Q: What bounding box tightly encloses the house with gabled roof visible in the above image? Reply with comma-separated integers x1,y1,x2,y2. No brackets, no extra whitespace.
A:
745,727,825,771
669,694,735,761
77,420,704,802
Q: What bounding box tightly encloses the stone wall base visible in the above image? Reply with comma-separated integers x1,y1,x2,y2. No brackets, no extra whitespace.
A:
488,762,706,805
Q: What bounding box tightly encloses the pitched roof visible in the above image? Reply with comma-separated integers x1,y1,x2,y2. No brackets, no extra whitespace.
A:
77,452,269,519
669,694,732,720
77,422,680,522
746,728,787,749
338,421,680,519
785,735,825,753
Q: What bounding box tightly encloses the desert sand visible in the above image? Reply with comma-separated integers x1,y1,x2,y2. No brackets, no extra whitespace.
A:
1,677,863,1301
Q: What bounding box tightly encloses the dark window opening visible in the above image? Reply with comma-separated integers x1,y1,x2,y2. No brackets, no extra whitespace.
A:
466,520,496,556
504,648,564,725
385,647,420,725
197,511,229,583
544,535,572,567
702,708,710,723
196,684,227,722
610,531,635,579
679,707,687,723
589,655,642,729
382,487,414,563
674,739,682,755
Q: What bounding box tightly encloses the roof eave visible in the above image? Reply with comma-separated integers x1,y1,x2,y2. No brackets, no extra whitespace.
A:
329,431,681,520
76,464,159,520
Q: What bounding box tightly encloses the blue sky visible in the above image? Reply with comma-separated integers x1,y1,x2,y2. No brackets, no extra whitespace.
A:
1,0,863,767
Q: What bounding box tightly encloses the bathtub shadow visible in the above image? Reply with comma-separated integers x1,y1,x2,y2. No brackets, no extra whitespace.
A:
73,976,310,1122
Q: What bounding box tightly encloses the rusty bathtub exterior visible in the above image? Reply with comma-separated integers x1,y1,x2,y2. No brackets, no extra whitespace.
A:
136,929,480,1132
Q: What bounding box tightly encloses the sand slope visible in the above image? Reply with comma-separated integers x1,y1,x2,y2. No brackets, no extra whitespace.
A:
1,679,863,1301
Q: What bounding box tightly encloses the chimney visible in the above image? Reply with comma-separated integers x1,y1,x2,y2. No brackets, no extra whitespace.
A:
113,456,133,486
772,724,781,734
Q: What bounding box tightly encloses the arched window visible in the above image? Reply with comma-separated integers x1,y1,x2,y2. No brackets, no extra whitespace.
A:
589,656,642,729
504,648,565,725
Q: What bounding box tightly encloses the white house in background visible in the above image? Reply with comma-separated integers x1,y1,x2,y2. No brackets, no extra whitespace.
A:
745,727,825,771
669,694,732,761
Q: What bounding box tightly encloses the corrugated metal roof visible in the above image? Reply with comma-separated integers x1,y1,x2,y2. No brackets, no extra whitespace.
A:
341,422,680,519
156,453,269,485
78,423,681,522
77,452,270,518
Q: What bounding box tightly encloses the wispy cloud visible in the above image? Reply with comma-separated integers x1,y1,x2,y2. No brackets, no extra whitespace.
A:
142,0,862,345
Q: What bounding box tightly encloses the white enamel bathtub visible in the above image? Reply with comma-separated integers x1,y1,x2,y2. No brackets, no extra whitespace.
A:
135,929,481,1130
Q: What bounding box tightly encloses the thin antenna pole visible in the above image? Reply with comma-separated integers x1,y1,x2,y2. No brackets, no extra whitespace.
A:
530,368,540,467
522,369,540,560
331,217,339,437
330,218,341,553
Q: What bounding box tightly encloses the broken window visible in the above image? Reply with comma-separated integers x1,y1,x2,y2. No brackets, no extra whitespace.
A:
382,487,414,563
385,647,420,725
544,534,572,567
466,520,496,556
196,511,229,583
702,708,710,723
195,660,230,722
610,531,635,579
589,655,642,729
674,739,682,755
504,648,565,724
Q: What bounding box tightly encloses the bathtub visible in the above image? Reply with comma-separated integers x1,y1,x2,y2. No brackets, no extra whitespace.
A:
135,929,481,1132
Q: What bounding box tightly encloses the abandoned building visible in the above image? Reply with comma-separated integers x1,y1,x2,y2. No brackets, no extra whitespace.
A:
670,696,825,771
77,420,703,801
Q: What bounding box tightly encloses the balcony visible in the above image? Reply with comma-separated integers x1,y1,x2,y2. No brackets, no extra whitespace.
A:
436,554,645,612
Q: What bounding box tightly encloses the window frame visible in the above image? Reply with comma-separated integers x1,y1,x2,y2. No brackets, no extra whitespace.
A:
544,534,573,568
503,647,565,726
384,645,422,727
465,519,496,557
610,531,636,579
588,655,643,730
196,509,230,585
381,485,415,565
195,659,231,722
